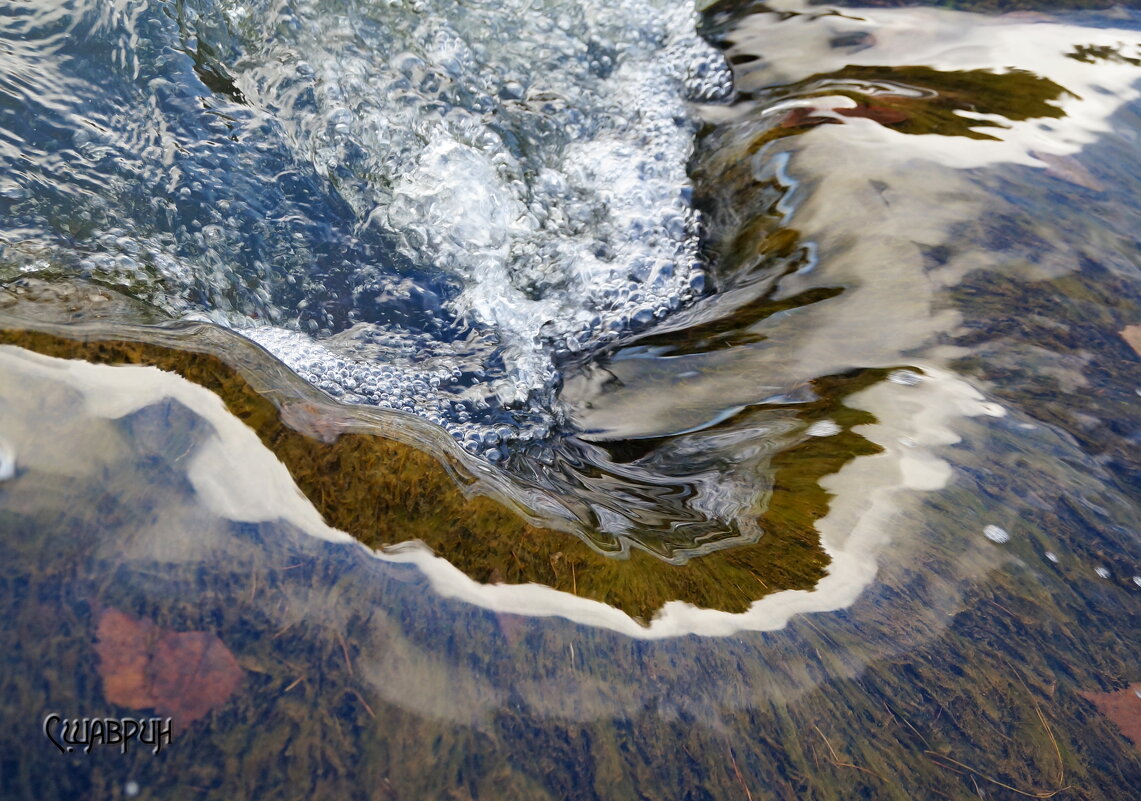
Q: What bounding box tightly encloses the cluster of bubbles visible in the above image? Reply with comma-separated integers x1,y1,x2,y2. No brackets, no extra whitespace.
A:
0,0,733,455
216,0,733,451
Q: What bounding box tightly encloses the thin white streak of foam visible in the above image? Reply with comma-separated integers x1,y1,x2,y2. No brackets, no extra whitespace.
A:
0,439,15,481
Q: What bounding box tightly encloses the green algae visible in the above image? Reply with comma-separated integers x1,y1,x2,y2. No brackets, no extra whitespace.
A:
780,65,1069,141
1067,42,1141,66
0,289,888,620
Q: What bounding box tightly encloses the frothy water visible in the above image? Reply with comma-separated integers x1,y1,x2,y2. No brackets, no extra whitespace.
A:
0,0,788,553
0,0,731,456
234,0,733,451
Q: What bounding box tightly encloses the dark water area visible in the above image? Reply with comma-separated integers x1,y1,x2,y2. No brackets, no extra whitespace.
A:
2,0,1141,798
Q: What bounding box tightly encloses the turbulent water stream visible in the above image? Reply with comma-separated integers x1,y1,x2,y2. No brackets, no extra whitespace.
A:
0,0,811,556
1,0,1141,797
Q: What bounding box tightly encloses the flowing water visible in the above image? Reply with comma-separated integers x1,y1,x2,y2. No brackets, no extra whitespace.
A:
1,0,1140,798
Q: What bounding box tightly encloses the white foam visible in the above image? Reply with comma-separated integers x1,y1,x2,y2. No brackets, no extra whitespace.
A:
0,0,733,452
219,0,730,441
0,439,15,481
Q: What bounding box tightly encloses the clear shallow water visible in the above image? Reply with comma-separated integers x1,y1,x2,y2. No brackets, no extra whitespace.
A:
2,0,1141,797
0,343,1139,798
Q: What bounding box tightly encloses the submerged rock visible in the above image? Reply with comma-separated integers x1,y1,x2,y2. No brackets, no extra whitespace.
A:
0,326,887,622
95,608,244,731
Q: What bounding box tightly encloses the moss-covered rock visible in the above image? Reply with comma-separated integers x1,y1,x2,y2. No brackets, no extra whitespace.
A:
0,316,886,621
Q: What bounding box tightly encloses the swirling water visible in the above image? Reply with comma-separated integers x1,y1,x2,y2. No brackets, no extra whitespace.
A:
1,0,1141,798
0,0,807,555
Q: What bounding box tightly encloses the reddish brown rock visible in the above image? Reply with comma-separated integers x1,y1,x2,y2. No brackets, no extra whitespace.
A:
836,104,908,125
778,107,839,129
95,608,244,730
1079,683,1141,754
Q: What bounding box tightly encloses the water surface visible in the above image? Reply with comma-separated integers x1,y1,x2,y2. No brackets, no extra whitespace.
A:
1,0,1140,797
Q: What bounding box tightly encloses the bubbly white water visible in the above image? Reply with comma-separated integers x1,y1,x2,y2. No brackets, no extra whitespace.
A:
0,0,731,454
217,0,733,450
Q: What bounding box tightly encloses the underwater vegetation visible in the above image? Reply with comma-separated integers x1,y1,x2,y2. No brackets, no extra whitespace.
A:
1,336,1138,800
0,278,894,620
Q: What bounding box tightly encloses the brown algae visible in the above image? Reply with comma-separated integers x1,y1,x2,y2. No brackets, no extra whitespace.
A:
0,284,888,621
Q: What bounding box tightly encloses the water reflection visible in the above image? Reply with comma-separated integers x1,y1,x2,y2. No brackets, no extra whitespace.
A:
2,0,1141,797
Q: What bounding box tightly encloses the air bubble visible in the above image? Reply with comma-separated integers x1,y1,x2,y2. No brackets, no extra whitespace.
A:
888,370,923,386
0,440,15,482
983,525,1010,544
